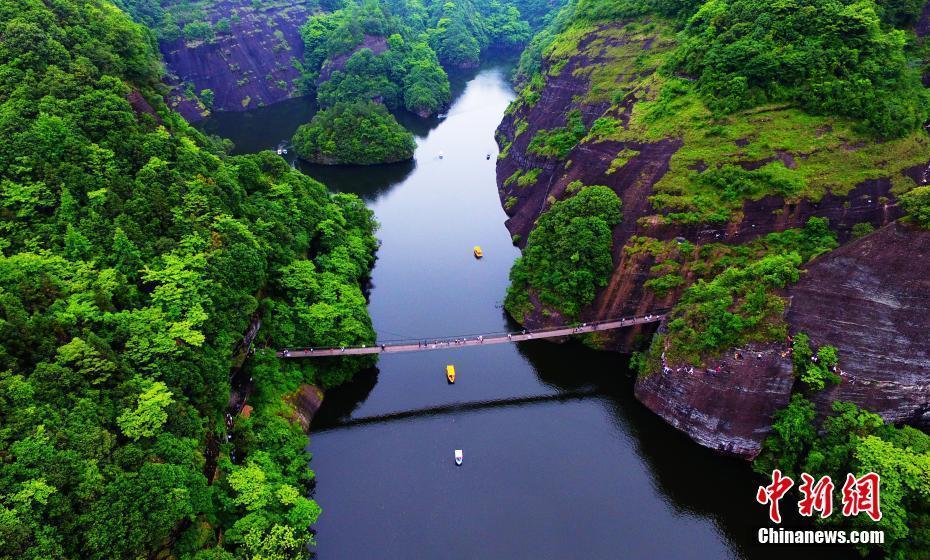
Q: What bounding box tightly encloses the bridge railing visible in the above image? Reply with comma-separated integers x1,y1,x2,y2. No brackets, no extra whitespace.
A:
276,311,668,357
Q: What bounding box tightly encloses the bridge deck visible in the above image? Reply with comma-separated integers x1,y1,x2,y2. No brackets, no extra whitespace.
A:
277,315,664,358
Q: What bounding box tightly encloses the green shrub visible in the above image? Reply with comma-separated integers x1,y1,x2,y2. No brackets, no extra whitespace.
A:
517,168,543,187
644,273,684,297
791,333,841,392
527,109,587,159
851,222,876,238
292,101,415,165
901,186,930,229
505,186,622,318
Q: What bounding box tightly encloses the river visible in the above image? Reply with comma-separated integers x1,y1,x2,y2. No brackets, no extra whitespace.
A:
200,58,856,560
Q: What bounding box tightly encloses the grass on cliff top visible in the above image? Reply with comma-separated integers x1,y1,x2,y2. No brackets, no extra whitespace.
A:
633,218,839,367
528,18,929,226
608,80,928,224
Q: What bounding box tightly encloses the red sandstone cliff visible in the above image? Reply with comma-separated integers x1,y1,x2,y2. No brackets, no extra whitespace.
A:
788,222,930,427
495,21,930,458
496,22,909,349
161,0,313,121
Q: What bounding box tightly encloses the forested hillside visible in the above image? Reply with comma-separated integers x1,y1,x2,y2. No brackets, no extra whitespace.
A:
497,0,930,555
290,0,560,163
0,0,377,558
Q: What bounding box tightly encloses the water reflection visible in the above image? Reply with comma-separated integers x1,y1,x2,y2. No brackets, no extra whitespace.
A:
197,95,317,155
310,366,381,428
197,62,486,159
513,339,860,560
296,159,416,203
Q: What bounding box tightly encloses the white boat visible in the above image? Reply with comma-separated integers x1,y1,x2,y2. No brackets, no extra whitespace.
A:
276,147,284,155
438,150,444,159
454,449,463,466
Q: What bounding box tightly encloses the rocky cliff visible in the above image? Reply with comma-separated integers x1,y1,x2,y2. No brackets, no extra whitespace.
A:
788,222,930,427
633,341,795,458
161,0,313,121
496,19,930,458
496,20,922,346
634,222,930,458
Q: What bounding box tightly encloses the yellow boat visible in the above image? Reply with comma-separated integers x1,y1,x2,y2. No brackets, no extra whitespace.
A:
446,365,456,384
473,246,483,259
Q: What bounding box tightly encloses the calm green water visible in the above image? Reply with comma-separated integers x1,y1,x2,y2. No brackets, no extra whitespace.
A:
198,59,857,560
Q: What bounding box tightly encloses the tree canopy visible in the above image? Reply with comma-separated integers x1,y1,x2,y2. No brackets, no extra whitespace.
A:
673,0,930,137
0,0,377,558
292,101,416,164
756,397,930,558
505,186,622,319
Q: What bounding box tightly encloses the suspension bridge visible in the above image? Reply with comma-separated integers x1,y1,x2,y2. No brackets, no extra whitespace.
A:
277,313,665,358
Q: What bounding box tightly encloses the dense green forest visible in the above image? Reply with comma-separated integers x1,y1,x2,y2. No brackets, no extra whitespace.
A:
292,0,559,162
0,0,377,558
292,101,416,164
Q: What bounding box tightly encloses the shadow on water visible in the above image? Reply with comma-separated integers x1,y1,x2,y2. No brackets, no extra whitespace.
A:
312,389,599,432
197,95,318,155
296,159,416,203
512,338,862,560
310,366,381,428
313,335,862,559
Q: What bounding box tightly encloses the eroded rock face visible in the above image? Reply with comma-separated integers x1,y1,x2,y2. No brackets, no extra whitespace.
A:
495,23,905,350
787,222,930,427
497,21,930,458
288,384,324,432
634,223,930,458
634,342,795,459
161,0,312,121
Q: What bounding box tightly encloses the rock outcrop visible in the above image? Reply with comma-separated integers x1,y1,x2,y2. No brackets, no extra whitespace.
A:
634,342,795,459
288,383,325,432
787,222,930,427
495,22,910,348
161,0,312,121
635,222,930,457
